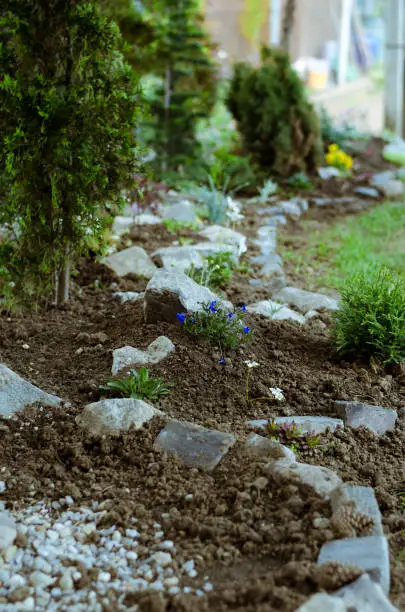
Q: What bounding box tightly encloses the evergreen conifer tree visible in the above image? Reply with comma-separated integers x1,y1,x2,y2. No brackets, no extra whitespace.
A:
0,0,143,306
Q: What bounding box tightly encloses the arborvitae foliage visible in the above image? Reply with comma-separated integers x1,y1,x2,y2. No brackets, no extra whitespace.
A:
226,47,323,178
145,0,218,172
0,0,143,306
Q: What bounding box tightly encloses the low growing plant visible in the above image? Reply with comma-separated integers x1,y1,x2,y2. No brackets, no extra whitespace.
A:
331,267,405,365
176,301,252,352
287,172,312,190
325,144,353,174
186,252,234,289
162,219,199,234
100,367,172,401
267,419,322,454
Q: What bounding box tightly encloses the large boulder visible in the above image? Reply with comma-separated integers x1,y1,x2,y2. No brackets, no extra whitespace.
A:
0,364,62,418
144,270,232,323
104,246,157,279
76,398,162,435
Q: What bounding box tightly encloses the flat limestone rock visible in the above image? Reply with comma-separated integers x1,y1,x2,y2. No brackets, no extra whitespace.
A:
354,186,379,199
0,364,62,418
335,401,397,435
112,216,133,236
336,574,399,611
152,242,240,272
112,336,175,375
318,536,390,594
144,269,232,324
248,416,343,436
272,286,339,314
268,458,342,496
76,398,163,435
244,433,296,462
247,300,305,324
113,292,145,304
0,512,17,551
199,225,247,256
161,200,198,223
331,485,383,537
154,420,236,472
278,200,302,217
104,246,157,279
296,593,346,611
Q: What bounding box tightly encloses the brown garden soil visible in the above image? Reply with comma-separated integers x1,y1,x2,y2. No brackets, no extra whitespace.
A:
1,138,405,610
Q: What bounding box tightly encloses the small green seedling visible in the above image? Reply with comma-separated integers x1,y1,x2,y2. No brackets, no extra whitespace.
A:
100,367,172,401
163,219,199,234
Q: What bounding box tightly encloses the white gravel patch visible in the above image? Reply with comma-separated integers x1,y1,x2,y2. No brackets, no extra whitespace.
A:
0,499,214,611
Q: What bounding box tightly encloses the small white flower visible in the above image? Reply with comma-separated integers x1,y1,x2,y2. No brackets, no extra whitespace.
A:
269,387,285,401
244,360,259,369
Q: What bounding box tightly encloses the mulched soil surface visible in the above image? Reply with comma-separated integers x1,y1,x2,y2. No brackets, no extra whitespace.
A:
1,138,405,610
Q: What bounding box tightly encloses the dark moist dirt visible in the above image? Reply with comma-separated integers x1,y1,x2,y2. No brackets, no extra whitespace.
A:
1,138,405,609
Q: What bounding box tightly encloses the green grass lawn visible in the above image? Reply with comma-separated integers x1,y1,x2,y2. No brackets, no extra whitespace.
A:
282,201,405,290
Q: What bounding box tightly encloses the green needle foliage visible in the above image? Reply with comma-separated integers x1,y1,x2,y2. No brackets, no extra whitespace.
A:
226,47,322,177
101,367,172,401
0,0,143,306
331,267,405,365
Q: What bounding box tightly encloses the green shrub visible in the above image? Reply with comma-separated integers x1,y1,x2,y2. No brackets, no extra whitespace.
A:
226,47,323,177
331,267,405,365
0,0,143,306
100,367,172,401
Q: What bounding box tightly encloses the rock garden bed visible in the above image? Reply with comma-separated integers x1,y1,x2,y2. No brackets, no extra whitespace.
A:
0,141,404,611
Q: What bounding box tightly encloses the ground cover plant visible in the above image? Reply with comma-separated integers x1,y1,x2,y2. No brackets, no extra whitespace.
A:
186,252,234,290
331,267,405,365
101,367,172,401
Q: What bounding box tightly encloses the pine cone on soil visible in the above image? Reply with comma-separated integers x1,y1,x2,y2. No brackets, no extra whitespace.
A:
313,561,363,590
330,504,375,538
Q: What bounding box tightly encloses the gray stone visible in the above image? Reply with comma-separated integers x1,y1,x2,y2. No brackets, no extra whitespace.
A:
199,225,247,256
370,171,404,198
262,215,288,227
259,206,284,217
133,213,162,225
273,286,339,314
278,200,302,217
104,246,157,279
161,200,198,223
336,574,399,611
334,401,397,435
251,253,282,267
312,196,356,207
144,269,232,324
112,336,175,375
152,246,204,273
152,242,240,272
296,594,346,612
111,216,133,236
261,253,285,279
0,364,62,418
244,433,296,462
293,197,309,212
268,458,342,496
248,416,343,435
248,277,287,293
247,300,306,324
76,398,163,435
154,420,236,472
354,187,380,199
113,291,145,304
331,485,383,537
318,536,390,594
0,512,17,551
305,310,319,320
318,166,342,180
254,226,277,254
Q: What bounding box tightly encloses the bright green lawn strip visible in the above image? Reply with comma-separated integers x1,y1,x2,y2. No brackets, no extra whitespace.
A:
282,201,405,290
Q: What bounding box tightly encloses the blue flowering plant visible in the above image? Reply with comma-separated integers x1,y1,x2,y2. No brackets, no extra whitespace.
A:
176,301,252,351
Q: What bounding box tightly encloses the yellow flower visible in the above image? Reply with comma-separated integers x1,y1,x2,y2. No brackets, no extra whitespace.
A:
329,144,338,152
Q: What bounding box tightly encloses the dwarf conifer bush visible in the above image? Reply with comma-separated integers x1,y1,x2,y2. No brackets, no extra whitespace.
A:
226,47,323,177
331,267,405,365
0,0,143,306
